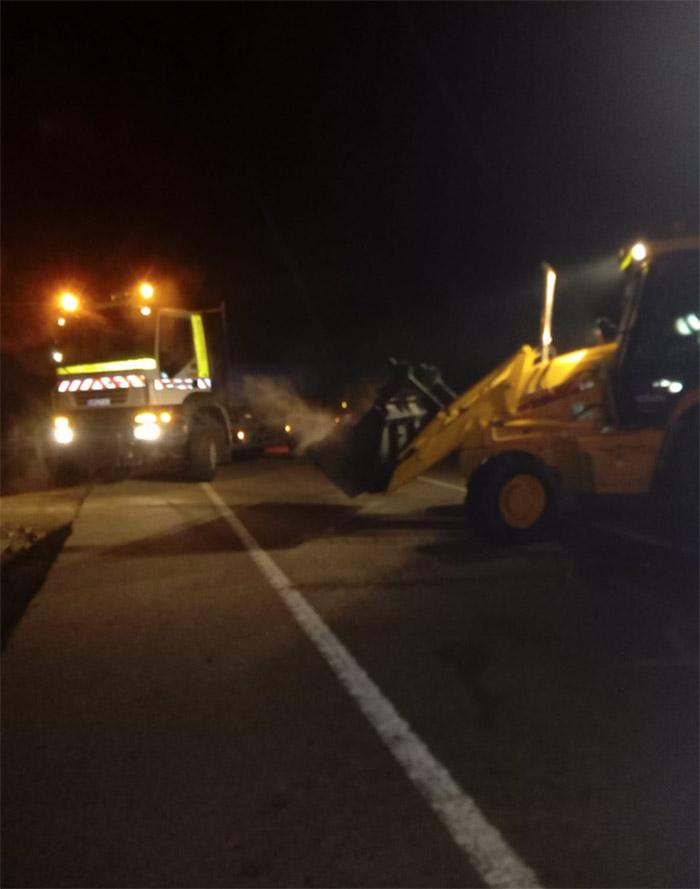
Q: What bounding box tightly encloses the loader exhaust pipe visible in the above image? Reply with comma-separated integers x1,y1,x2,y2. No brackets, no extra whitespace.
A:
540,262,557,363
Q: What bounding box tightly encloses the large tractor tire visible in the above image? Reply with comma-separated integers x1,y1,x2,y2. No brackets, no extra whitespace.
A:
188,418,222,482
466,452,560,544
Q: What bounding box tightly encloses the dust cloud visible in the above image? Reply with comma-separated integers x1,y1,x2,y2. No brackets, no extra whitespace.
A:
239,375,337,452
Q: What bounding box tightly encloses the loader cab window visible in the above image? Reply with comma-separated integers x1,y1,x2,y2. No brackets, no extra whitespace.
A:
615,251,699,426
158,313,197,379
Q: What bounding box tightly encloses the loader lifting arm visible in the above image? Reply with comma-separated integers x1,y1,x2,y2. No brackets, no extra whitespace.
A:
310,346,542,496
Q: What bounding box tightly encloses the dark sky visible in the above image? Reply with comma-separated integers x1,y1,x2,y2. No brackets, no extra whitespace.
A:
3,2,698,387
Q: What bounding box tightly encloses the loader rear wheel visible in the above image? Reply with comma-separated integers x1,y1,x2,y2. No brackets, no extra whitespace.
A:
467,452,559,543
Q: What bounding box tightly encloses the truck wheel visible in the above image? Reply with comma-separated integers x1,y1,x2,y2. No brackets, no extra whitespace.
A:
467,452,560,543
188,421,219,482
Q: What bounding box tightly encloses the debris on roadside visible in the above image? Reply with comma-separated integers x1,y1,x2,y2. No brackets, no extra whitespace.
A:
1,526,48,562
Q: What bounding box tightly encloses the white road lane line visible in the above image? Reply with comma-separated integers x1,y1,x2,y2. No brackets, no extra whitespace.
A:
418,475,465,493
590,521,690,553
202,482,540,889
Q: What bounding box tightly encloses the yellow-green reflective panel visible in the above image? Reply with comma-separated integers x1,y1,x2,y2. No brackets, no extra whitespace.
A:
190,314,210,379
56,357,157,376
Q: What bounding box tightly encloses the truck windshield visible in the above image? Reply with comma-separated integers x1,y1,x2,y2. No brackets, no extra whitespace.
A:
56,304,156,367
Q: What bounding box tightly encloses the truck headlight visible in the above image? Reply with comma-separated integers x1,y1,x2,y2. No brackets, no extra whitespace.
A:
133,411,161,441
53,416,74,445
134,423,161,441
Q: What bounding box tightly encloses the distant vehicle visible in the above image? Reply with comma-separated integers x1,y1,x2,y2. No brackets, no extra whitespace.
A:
312,237,699,544
47,282,288,481
230,405,295,456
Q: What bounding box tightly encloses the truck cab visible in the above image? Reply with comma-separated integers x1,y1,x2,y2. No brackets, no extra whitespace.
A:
49,285,231,481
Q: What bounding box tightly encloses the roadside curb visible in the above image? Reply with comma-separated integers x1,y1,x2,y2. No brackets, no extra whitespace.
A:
1,486,90,651
1,520,72,569
1,522,74,651
2,527,50,567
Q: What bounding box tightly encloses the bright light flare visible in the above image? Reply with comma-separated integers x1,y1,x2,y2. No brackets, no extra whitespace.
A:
686,313,700,332
52,416,74,445
159,411,172,424
52,351,63,363
284,424,292,434
631,242,647,262
59,292,79,313
134,424,161,441
140,305,152,317
653,378,684,395
57,317,66,327
138,282,154,299
53,427,74,445
236,430,246,441
134,412,157,425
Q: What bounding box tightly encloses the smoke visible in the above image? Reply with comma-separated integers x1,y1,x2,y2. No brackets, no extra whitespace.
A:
239,375,337,452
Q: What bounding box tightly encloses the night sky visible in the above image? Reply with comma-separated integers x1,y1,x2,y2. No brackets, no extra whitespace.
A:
3,2,698,390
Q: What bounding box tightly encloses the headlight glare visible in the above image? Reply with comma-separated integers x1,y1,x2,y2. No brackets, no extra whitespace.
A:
134,424,161,441
52,416,74,445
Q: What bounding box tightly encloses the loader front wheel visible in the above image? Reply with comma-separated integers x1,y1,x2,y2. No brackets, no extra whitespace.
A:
468,453,559,543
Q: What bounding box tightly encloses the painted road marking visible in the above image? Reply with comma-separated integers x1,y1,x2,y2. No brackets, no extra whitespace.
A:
418,475,465,493
590,521,696,555
202,482,540,889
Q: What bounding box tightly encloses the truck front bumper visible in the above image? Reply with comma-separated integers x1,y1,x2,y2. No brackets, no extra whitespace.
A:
48,411,189,470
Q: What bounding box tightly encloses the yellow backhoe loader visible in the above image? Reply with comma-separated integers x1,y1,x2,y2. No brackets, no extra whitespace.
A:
312,237,699,543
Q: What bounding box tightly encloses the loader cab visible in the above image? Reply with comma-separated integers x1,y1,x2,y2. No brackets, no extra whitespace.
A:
613,241,699,427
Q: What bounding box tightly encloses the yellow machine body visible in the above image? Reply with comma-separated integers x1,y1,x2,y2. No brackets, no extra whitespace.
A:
387,241,697,499
311,237,698,528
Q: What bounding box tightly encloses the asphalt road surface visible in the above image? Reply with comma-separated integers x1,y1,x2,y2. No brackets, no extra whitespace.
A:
2,456,698,889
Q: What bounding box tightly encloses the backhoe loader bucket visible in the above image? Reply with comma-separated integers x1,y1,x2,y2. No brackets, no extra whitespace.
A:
309,360,456,496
